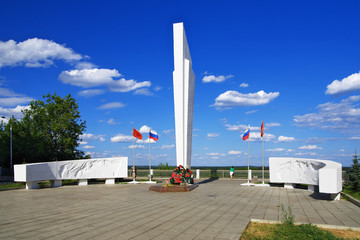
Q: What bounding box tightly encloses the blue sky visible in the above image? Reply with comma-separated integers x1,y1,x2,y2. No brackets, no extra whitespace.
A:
1,0,360,167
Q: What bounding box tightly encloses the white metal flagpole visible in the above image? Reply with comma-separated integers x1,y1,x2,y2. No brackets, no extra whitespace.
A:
149,136,151,182
262,135,264,184
247,136,250,184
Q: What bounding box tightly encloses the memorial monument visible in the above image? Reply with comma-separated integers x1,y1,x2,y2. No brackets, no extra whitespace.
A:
173,22,195,168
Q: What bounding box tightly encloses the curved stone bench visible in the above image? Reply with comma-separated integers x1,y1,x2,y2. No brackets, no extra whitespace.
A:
14,157,128,189
269,157,342,200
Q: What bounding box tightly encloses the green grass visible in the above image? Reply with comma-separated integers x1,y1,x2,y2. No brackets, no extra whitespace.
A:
0,182,25,189
242,223,344,240
343,186,360,200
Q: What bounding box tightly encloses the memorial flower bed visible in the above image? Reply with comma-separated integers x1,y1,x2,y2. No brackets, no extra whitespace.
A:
169,165,194,185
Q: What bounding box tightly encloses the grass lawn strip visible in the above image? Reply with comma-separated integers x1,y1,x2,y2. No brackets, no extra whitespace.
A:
242,219,360,240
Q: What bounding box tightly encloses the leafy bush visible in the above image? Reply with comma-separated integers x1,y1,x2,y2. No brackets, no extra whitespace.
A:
281,204,295,225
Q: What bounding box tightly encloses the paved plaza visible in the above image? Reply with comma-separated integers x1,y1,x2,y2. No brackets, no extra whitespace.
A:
1,179,360,240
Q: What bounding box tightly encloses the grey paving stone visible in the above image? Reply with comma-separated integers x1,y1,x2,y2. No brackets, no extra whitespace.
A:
0,179,359,239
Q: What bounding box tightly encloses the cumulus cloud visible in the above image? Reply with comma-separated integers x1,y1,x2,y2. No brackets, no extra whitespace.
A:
248,132,276,142
298,145,322,150
139,125,151,133
212,90,279,110
98,102,125,110
111,134,133,143
278,136,295,142
326,72,360,95
0,105,29,120
0,38,82,68
80,133,106,142
240,83,249,88
59,68,151,92
266,122,281,128
294,95,360,133
202,74,233,83
295,152,317,156
228,150,242,155
78,89,105,97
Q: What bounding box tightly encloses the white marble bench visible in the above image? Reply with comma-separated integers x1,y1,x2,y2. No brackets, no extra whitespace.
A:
269,157,342,200
14,157,128,189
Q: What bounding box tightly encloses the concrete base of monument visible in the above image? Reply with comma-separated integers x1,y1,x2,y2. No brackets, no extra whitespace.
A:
149,183,199,192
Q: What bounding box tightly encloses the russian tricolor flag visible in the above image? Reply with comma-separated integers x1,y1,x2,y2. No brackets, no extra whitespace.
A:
149,130,159,141
242,127,250,141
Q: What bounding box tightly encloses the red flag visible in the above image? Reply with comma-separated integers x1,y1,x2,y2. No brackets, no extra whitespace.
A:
261,121,264,137
133,128,143,140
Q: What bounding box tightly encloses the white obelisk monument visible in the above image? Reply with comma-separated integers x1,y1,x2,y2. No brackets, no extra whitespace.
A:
173,22,195,168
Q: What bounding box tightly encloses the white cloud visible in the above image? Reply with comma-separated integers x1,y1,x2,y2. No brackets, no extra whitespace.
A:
295,152,317,156
207,133,220,138
78,141,88,145
225,124,260,132
298,145,322,150
59,68,121,88
163,129,173,134
127,145,145,149
59,68,151,92
133,88,153,96
212,90,279,110
154,86,162,91
0,105,29,120
240,83,249,88
137,138,156,144
326,72,360,95
81,133,106,142
228,150,242,155
248,132,276,142
78,89,105,97
100,137,105,142
139,125,151,133
75,61,96,70
0,38,82,68
206,153,226,156
245,110,257,114
107,118,117,125
266,148,286,152
294,95,360,133
202,74,234,83
111,134,133,143
83,145,95,149
161,144,175,149
0,85,33,107
266,122,281,128
350,136,360,140
278,136,295,142
98,102,125,110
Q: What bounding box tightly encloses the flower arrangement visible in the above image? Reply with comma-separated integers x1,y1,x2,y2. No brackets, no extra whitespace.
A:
169,165,194,185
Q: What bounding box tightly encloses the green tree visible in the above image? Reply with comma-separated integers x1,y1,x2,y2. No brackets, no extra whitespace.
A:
348,150,360,192
0,93,87,165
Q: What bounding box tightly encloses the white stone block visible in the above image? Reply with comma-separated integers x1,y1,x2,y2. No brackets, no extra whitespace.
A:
196,169,200,179
284,183,295,189
78,179,88,186
319,168,342,194
105,178,115,184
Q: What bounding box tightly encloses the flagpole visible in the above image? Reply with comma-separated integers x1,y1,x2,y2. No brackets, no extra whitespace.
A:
262,135,264,184
149,135,151,182
248,138,250,183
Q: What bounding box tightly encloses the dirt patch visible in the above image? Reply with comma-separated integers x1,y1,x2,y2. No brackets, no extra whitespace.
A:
321,227,360,239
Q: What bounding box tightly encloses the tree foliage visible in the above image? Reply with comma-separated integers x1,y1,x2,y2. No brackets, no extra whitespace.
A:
348,150,360,192
0,93,87,167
